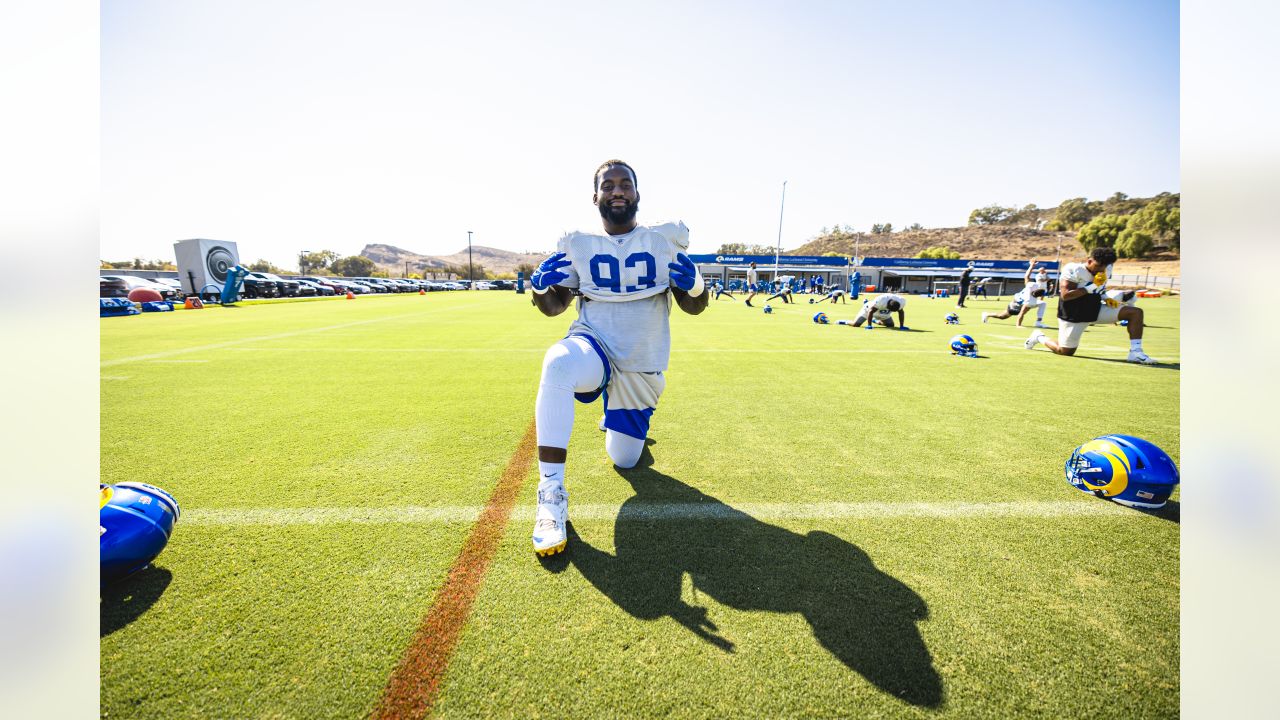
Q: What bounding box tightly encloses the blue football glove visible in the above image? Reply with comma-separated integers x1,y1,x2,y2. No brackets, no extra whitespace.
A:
530,252,571,293
667,252,703,296
864,323,873,330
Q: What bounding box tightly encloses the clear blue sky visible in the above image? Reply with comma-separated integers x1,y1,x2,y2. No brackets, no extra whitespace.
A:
100,0,1178,268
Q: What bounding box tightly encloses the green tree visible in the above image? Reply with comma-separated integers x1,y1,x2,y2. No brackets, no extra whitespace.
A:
298,250,338,274
716,243,749,254
915,246,960,260
1114,226,1154,258
870,223,893,234
1124,194,1180,250
515,262,537,278
968,204,1014,226
331,255,376,277
1076,214,1130,252
1046,197,1104,231
904,223,924,232
247,258,287,273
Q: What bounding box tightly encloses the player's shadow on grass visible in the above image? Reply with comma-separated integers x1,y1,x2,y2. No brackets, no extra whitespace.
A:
563,447,944,708
100,566,172,637
1076,356,1181,370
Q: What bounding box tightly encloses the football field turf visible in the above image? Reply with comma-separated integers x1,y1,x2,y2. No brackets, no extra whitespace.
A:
101,290,1180,718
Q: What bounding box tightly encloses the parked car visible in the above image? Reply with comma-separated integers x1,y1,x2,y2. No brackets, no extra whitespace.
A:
293,280,323,296
473,281,494,290
297,276,348,295
100,275,179,301
489,280,515,290
357,278,400,293
241,269,299,297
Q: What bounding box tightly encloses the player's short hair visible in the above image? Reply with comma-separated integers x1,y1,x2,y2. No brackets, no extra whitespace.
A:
1031,288,1046,298
1090,246,1118,266
886,299,901,311
594,159,637,192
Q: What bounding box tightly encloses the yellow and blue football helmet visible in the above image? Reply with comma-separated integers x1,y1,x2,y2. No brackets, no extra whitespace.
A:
813,312,829,324
100,482,181,585
763,304,773,314
1065,435,1179,509
949,334,977,357
944,312,959,325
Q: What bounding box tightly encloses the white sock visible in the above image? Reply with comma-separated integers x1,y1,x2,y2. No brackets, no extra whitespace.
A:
537,462,565,490
1130,339,1143,351
1037,304,1046,320
1032,333,1044,345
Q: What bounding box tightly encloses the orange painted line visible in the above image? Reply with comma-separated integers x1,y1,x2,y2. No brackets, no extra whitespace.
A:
371,420,537,719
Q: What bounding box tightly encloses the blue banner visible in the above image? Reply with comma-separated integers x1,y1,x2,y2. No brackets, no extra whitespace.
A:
688,254,850,266
858,257,1059,270
690,255,1058,270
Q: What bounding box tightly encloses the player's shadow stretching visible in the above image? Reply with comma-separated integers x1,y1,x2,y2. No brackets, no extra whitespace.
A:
561,447,944,708
100,566,172,637
1137,499,1179,524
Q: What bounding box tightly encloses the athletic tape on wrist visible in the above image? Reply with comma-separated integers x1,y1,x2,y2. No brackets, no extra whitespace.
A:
687,272,704,298
532,282,549,294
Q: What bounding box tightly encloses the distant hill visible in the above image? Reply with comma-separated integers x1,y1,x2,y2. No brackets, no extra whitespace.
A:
359,243,546,276
789,226,1075,262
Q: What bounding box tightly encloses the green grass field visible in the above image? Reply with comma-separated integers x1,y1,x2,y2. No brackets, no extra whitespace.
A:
101,290,1179,718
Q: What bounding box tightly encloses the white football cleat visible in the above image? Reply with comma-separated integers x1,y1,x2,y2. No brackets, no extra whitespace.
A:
1127,350,1158,365
981,313,990,323
1034,321,1047,328
1025,330,1045,350
532,480,569,556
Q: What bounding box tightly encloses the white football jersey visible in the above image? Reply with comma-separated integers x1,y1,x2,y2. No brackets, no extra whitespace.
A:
1061,261,1111,290
746,268,758,284
558,221,690,372
869,293,906,314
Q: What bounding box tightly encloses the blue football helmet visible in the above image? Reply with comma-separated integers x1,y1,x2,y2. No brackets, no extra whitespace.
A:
763,304,773,314
945,312,959,325
1065,435,1180,509
100,482,181,585
813,312,829,324
949,334,977,357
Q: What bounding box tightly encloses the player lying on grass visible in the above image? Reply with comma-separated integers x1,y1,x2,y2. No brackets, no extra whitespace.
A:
528,159,709,557
1024,246,1157,364
848,293,909,329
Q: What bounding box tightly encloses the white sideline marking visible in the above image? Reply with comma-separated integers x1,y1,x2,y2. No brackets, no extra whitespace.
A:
101,376,130,381
147,359,209,363
101,304,483,368
183,500,1133,526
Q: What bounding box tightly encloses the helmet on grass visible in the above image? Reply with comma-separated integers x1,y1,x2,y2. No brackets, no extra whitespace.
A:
1064,435,1179,509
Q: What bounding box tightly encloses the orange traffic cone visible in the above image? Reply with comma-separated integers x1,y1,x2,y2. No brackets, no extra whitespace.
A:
418,288,425,295
346,291,355,299
184,297,204,309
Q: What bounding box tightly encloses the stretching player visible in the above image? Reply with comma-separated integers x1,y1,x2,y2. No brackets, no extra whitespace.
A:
983,261,1048,327
813,285,848,304
1026,261,1050,327
766,282,794,304
712,280,736,300
744,262,760,307
982,286,1046,326
1025,246,1156,364
529,159,709,556
849,293,909,329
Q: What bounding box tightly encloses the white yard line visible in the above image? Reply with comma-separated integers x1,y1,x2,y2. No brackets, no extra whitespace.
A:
101,304,483,368
182,499,1133,526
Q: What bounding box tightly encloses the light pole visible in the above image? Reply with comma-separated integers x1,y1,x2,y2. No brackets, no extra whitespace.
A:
299,249,310,275
467,230,474,288
774,180,787,281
